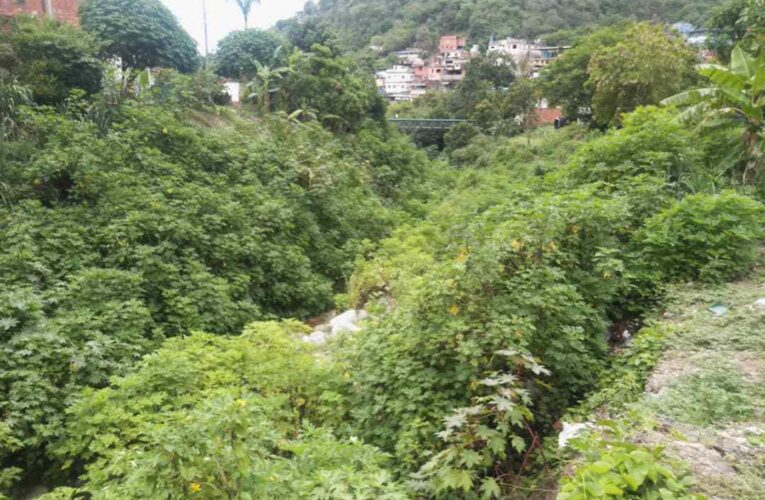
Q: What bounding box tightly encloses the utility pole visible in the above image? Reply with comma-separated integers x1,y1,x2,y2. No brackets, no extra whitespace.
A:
202,0,210,60
43,0,54,18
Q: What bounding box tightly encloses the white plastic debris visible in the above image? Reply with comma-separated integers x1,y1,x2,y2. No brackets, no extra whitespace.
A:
304,310,368,345
329,309,369,335
558,422,592,449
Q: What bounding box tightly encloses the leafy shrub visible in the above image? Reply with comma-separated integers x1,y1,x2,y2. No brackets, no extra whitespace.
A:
559,422,701,500
638,191,764,282
412,351,549,498
50,321,407,498
0,94,428,485
0,17,102,105
566,106,704,193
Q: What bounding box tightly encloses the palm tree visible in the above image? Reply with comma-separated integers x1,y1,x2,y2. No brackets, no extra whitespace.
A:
231,0,259,29
662,46,765,183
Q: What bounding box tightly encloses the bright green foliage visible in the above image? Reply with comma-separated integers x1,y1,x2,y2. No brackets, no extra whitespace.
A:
278,45,386,132
0,88,429,486
214,29,287,80
588,23,698,125
50,321,406,498
0,422,21,500
566,106,707,197
574,325,673,415
0,17,102,105
539,25,626,121
638,191,764,282
662,46,765,183
79,0,199,72
413,351,548,498
558,423,701,500
342,128,662,477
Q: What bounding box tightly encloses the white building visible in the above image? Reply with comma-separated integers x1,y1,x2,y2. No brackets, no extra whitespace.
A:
488,37,569,76
376,65,418,101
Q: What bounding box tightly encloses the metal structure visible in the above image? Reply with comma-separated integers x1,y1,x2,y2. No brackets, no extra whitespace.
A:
388,118,468,131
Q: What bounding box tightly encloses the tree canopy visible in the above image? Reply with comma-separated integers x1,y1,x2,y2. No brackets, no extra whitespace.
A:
0,17,102,105
79,0,200,72
214,28,287,80
588,22,698,125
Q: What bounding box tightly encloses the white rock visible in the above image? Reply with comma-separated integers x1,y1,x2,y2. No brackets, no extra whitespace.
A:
752,298,765,309
558,422,592,449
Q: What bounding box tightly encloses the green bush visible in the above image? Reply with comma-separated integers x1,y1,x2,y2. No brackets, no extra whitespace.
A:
0,17,103,105
214,29,287,80
558,422,701,500
50,321,407,498
638,191,764,282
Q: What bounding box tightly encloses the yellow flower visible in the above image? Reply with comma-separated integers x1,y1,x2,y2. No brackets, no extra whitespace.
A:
162,127,169,134
449,304,460,316
190,483,202,493
570,224,581,234
235,399,247,408
343,371,351,380
602,271,613,279
510,239,523,251
546,241,558,252
455,249,468,263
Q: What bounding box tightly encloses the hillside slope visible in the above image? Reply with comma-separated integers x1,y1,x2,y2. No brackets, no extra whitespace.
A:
558,266,765,498
298,0,721,53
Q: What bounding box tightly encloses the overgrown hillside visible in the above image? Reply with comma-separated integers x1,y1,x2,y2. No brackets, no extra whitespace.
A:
2,1,765,499
291,0,720,55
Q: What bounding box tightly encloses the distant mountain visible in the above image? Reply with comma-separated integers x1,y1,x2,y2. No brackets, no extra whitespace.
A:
293,0,721,54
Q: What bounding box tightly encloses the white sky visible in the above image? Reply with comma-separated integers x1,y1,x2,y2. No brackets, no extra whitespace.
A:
161,0,306,55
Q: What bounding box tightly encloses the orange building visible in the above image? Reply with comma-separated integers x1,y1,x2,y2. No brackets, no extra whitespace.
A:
0,0,79,25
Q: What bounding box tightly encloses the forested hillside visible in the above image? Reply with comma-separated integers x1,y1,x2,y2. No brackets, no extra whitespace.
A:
290,0,721,54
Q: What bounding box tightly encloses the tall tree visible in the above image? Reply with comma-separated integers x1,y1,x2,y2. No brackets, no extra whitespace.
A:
663,46,765,182
588,22,698,125
231,0,260,29
79,0,200,73
539,25,626,122
214,29,286,80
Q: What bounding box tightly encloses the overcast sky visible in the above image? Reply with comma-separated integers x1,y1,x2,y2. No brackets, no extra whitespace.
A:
161,0,306,55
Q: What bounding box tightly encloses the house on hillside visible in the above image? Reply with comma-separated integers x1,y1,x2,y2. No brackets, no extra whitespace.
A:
0,0,79,24
377,35,473,101
488,37,569,76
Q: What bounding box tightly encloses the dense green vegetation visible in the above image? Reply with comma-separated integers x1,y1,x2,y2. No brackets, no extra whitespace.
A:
79,0,200,72
1,1,765,498
289,0,722,58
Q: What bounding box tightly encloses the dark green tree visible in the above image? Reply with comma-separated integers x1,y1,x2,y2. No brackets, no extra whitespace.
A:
280,45,386,132
214,29,286,80
539,25,625,122
0,17,102,105
588,23,698,125
79,0,199,73
706,0,749,63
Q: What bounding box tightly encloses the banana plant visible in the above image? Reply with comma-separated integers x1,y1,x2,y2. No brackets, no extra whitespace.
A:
662,46,765,183
247,60,290,115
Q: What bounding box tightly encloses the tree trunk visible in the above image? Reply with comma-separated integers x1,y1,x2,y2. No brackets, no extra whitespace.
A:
43,0,54,18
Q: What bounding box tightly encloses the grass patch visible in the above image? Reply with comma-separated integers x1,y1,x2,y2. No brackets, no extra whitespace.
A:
646,358,765,427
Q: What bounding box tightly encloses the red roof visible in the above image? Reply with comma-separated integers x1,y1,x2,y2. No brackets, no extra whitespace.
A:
534,107,563,125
